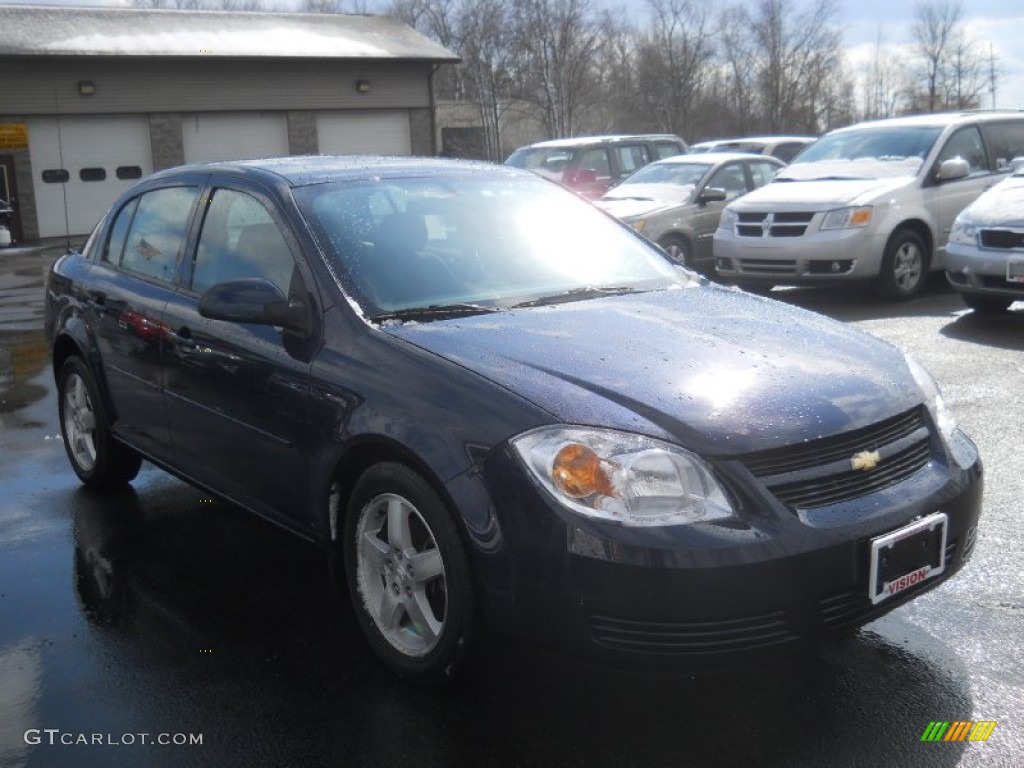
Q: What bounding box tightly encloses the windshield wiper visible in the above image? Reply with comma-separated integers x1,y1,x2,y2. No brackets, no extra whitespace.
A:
370,303,502,323
510,285,646,309
605,195,655,201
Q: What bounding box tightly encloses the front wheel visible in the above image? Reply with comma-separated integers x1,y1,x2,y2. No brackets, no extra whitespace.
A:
57,357,142,490
343,463,475,684
962,293,1013,315
877,230,928,299
657,234,690,267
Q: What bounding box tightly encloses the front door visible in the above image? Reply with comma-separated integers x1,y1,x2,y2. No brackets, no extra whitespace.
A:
0,155,22,243
162,184,319,527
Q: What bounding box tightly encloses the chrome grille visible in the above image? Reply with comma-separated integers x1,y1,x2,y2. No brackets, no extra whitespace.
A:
736,212,815,238
742,407,932,509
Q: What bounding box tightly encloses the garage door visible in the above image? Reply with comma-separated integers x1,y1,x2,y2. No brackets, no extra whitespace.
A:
27,116,152,238
182,112,289,165
316,111,411,155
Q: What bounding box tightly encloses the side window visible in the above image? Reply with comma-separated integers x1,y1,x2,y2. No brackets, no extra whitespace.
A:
120,187,197,283
981,122,1024,172
654,142,683,160
103,198,139,265
576,148,611,180
613,145,650,177
936,127,988,176
749,161,781,189
192,188,296,296
707,163,749,198
773,142,804,163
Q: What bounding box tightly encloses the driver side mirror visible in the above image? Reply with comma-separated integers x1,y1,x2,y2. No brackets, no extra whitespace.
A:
936,157,970,182
696,187,728,204
198,278,313,336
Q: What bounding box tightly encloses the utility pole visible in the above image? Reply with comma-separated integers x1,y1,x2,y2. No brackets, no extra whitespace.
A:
989,43,997,109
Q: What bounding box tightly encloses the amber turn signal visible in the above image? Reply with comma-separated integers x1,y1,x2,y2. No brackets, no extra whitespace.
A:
552,443,617,498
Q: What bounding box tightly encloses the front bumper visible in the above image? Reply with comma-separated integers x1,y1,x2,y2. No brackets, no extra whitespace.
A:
946,242,1024,299
474,435,984,670
713,225,888,283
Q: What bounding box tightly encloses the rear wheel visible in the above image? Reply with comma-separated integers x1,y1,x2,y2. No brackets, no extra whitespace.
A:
877,229,928,299
57,357,142,489
962,293,1013,315
343,462,475,684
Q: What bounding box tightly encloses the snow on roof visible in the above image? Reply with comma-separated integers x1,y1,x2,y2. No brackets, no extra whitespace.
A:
0,4,458,61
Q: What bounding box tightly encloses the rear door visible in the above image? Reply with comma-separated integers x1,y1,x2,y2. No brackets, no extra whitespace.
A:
162,181,320,527
85,184,200,458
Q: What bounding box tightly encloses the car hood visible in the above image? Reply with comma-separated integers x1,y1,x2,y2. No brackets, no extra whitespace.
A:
382,286,922,456
964,175,1024,226
595,197,682,220
732,174,912,209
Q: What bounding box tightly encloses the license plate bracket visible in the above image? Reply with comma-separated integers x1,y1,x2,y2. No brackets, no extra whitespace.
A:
868,513,947,605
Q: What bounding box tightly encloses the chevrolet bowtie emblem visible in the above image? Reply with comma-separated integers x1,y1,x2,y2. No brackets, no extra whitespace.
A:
851,450,882,471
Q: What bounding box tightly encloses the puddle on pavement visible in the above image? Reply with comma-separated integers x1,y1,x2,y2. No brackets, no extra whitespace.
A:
0,329,49,418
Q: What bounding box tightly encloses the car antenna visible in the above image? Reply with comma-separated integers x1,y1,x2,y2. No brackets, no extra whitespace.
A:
54,88,71,253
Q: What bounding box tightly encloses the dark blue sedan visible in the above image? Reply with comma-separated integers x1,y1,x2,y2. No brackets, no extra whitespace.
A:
45,157,983,683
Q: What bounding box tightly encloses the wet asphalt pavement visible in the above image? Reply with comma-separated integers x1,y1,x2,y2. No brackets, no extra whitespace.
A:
1,247,1021,768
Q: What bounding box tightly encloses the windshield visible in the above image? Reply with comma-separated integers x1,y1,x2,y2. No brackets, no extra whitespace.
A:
295,174,683,320
504,147,574,180
606,162,711,199
783,126,942,180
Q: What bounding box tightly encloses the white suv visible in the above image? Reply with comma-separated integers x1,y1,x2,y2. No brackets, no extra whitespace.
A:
713,112,1024,298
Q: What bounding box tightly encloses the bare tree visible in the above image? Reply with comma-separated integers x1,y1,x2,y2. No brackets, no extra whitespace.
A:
510,0,606,138
859,26,910,119
942,31,987,109
458,0,518,158
910,0,962,112
627,0,713,138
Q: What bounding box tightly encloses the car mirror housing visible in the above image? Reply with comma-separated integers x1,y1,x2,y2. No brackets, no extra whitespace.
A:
198,278,311,335
936,157,970,182
697,187,728,204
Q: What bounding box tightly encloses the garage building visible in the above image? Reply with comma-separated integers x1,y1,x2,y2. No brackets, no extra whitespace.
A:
0,4,457,241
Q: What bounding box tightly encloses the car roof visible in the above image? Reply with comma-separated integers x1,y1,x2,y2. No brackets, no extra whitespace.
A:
833,110,1024,134
515,134,684,150
692,136,814,148
144,155,527,188
650,151,784,166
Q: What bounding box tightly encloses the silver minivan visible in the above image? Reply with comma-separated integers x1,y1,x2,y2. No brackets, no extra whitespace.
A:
713,112,1024,298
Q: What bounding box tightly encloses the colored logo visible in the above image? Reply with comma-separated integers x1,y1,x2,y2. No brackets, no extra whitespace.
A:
920,721,997,742
851,450,881,471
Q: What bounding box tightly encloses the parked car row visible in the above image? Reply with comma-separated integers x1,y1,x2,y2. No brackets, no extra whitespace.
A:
510,112,1024,312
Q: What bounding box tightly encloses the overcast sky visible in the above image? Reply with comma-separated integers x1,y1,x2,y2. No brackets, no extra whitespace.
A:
4,0,1023,114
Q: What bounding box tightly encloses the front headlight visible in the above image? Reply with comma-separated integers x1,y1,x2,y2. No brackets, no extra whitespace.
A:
904,354,975,468
820,205,873,230
718,208,738,231
948,213,978,245
511,426,734,526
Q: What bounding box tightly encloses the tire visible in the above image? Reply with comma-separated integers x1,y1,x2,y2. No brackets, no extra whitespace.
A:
877,229,928,299
658,234,690,267
962,293,1013,315
57,357,142,490
343,462,475,684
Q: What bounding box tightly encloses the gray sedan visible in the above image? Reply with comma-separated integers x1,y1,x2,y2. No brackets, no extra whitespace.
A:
596,152,784,275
